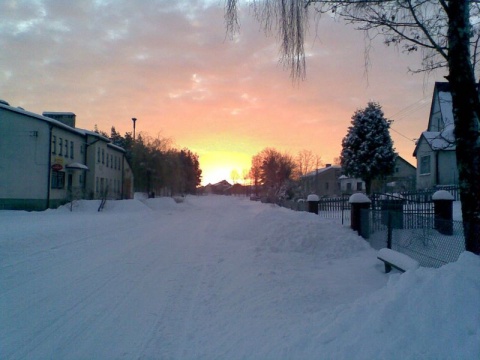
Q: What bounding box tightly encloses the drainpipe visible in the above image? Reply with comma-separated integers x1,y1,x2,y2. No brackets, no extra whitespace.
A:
121,153,125,199
46,125,53,210
83,137,88,198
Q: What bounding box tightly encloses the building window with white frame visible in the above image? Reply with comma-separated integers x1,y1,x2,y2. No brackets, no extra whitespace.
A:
59,138,63,156
70,141,74,159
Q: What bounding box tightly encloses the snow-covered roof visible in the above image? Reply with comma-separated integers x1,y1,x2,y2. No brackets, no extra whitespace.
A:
66,162,89,170
437,89,454,128
0,102,85,136
303,165,341,178
420,130,456,151
76,128,111,142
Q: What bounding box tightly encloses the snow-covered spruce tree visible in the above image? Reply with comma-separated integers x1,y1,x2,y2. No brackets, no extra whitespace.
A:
340,102,396,195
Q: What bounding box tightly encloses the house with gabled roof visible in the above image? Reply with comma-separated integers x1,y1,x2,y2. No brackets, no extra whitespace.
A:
413,82,458,190
301,164,342,197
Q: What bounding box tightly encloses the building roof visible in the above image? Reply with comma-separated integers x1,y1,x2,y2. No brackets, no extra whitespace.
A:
303,165,341,178
0,102,85,137
414,82,457,157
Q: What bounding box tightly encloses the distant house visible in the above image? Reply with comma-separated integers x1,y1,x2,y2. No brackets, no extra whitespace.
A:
371,156,417,193
203,180,232,195
0,102,133,210
301,164,342,197
338,175,365,194
413,82,458,189
338,156,415,194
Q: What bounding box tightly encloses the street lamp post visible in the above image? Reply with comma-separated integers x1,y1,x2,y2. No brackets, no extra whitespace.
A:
132,117,137,142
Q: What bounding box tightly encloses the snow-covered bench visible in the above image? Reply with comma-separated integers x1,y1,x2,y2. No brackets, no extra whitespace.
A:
377,248,419,273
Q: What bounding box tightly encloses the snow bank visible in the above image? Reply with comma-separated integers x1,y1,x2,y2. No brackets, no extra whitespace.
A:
292,252,480,359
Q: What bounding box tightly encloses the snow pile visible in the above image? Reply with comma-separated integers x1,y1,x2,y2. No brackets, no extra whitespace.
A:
0,195,478,359
297,252,480,359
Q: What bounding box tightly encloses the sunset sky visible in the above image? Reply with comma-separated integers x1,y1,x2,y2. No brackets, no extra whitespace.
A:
1,0,445,185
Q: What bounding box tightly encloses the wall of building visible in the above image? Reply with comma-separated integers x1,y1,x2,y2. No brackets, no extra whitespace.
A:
438,151,458,186
0,110,50,210
303,167,342,197
84,134,126,200
1,105,132,210
415,139,436,190
49,127,87,207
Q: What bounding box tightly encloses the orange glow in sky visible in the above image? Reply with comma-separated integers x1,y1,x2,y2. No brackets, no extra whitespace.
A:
1,1,443,186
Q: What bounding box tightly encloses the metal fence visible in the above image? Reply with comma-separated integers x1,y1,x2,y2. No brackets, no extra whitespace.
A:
278,187,465,268
362,209,465,268
318,196,351,223
280,197,351,223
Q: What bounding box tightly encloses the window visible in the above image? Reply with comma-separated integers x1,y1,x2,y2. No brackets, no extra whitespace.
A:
70,141,74,159
357,182,363,191
106,152,109,167
420,155,431,175
52,136,57,154
65,139,69,158
346,183,352,191
102,149,105,164
59,138,63,156
51,171,65,189
80,144,84,154
325,182,329,190
97,147,100,163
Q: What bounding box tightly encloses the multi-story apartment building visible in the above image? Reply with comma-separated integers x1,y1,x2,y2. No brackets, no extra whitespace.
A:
0,101,133,210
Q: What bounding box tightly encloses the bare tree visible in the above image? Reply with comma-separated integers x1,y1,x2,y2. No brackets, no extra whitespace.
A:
226,0,480,254
231,169,240,184
295,149,322,178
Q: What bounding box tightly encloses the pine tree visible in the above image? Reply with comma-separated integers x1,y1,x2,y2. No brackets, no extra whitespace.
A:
340,102,396,195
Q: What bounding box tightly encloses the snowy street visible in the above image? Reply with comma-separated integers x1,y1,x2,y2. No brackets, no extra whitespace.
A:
1,196,479,359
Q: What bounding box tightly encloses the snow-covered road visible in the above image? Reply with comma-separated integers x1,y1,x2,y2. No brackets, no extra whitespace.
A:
1,196,478,359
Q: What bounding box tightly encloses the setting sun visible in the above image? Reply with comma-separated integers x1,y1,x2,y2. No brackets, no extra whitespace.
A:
196,149,254,186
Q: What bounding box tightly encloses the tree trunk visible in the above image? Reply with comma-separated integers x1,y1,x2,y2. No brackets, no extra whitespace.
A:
447,0,480,254
365,178,372,196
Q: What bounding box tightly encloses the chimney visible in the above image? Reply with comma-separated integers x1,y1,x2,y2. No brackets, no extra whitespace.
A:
43,112,76,128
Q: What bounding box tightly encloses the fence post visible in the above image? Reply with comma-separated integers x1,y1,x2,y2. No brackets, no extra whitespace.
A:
387,211,392,249
349,193,371,237
432,190,454,235
307,194,319,214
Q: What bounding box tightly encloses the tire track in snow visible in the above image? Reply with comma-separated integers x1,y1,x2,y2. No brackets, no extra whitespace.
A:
1,219,172,359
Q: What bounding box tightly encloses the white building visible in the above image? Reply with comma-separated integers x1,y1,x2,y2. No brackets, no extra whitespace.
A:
0,102,133,210
413,82,458,189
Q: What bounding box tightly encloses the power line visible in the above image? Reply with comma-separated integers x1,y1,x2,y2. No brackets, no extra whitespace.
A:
387,96,430,143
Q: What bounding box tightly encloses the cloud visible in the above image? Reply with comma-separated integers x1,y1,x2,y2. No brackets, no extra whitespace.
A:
1,0,444,182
